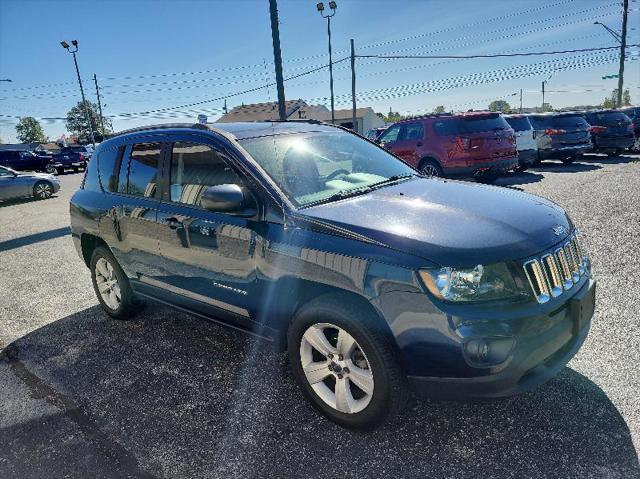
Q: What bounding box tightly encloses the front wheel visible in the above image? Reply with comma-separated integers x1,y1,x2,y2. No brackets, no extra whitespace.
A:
44,163,57,174
90,246,143,320
288,295,408,430
418,159,443,178
33,181,53,199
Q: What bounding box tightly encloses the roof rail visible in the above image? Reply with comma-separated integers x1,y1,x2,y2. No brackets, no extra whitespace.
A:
111,123,210,138
263,118,327,124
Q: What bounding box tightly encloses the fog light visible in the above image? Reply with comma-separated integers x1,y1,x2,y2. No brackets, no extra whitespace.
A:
464,336,515,367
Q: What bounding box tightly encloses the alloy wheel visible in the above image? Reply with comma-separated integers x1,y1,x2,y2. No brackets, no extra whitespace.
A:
95,257,121,310
34,182,53,199
45,164,56,174
421,164,440,177
299,323,374,414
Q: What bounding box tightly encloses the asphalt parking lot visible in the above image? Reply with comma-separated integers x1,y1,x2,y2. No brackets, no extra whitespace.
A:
1,155,639,479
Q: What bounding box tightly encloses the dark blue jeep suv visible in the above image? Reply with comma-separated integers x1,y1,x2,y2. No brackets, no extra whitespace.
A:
70,121,596,429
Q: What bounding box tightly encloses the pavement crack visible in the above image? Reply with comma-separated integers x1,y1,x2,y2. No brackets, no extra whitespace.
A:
2,344,158,479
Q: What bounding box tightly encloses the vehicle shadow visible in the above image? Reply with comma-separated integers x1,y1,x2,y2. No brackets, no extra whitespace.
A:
1,305,638,478
493,171,544,189
580,153,639,165
530,161,602,173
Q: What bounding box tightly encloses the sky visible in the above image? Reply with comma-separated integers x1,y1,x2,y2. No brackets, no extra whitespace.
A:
0,0,639,143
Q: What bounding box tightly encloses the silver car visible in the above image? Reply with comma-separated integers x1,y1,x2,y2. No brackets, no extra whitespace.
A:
0,165,61,201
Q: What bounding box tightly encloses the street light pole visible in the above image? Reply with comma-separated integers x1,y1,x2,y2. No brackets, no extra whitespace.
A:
317,2,337,124
61,40,96,147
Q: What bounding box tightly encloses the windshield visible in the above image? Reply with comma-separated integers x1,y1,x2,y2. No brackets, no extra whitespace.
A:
529,115,589,130
240,131,416,207
505,116,532,132
433,114,510,136
0,165,16,176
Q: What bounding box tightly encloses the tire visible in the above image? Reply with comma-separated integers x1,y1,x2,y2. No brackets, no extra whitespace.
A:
32,181,54,200
90,245,143,320
287,294,408,430
607,149,623,157
514,164,528,173
418,159,443,178
44,163,57,174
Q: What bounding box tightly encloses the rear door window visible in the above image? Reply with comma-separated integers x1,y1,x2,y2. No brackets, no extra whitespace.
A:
550,115,589,129
403,122,424,141
97,147,122,192
118,142,161,198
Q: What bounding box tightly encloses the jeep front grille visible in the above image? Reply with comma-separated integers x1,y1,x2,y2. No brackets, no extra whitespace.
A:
523,233,588,304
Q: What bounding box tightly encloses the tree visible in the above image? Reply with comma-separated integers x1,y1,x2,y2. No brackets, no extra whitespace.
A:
488,100,511,113
15,117,47,143
433,105,446,114
384,110,406,123
541,103,554,112
66,100,112,141
603,88,631,108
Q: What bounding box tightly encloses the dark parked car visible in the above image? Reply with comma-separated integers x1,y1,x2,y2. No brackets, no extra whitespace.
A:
620,106,640,152
582,110,634,156
0,165,60,200
528,112,592,164
377,111,518,182
70,122,595,429
0,149,57,174
50,145,93,173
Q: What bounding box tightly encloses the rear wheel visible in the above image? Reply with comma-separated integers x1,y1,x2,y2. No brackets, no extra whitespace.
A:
288,295,408,430
90,246,143,320
32,181,53,199
418,159,443,178
44,163,57,174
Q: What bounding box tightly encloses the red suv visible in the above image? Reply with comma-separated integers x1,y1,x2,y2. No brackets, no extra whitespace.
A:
377,112,518,182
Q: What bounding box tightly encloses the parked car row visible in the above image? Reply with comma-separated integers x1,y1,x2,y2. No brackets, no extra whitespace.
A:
0,144,93,175
374,108,637,181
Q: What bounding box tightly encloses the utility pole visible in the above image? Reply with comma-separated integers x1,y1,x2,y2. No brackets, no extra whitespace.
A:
519,88,523,113
223,98,228,115
350,39,357,132
268,0,286,121
93,74,106,136
541,81,546,111
617,0,628,108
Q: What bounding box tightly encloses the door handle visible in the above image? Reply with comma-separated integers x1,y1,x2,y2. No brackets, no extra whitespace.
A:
164,217,183,229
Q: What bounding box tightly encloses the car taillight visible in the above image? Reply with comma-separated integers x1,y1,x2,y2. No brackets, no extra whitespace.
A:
588,126,607,134
545,128,566,136
79,153,85,161
455,136,471,151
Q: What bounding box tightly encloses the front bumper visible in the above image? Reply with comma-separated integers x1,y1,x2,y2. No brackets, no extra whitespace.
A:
406,279,595,398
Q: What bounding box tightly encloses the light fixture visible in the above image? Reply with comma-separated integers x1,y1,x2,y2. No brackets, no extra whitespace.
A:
60,41,69,49
316,2,324,11
329,1,337,9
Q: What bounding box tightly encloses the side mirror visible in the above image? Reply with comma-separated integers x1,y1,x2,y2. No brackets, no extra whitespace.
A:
201,184,246,213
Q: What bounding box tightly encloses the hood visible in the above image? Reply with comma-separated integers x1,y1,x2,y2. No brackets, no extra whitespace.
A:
299,178,572,267
19,172,56,181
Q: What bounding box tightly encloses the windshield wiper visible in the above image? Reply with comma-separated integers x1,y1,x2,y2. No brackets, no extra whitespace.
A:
366,174,415,190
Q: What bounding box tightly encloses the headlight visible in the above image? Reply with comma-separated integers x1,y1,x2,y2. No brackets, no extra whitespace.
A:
419,263,522,302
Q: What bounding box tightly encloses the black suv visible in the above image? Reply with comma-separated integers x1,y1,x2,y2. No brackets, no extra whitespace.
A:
50,145,93,173
528,112,592,164
70,122,595,429
582,110,634,156
0,149,57,174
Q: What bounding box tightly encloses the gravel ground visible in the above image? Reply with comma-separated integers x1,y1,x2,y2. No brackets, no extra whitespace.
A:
0,155,639,479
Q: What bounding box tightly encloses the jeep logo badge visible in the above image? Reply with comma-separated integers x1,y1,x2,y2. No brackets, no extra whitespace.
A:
553,225,566,236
